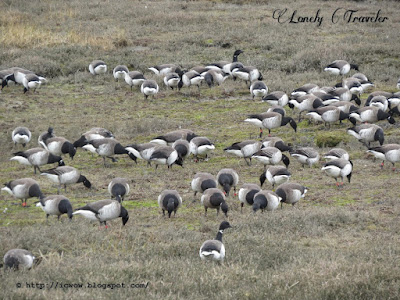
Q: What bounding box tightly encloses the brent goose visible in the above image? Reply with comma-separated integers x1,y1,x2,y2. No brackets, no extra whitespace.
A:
12,126,31,147
201,188,229,217
158,189,182,218
40,166,91,194
199,221,231,262
89,60,107,75
275,182,308,208
2,178,44,207
36,195,73,221
216,168,239,196
3,249,35,270
10,148,64,174
321,158,353,187
252,190,281,213
238,183,261,213
108,178,130,202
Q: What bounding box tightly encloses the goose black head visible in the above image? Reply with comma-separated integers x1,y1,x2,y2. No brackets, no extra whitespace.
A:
120,207,129,226
73,136,88,148
282,154,290,168
221,201,229,217
219,221,232,231
350,64,359,71
375,128,384,146
259,172,266,187
351,94,361,106
167,198,176,218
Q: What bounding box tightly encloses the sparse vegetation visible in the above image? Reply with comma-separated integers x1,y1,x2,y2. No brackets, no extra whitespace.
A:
1,0,400,299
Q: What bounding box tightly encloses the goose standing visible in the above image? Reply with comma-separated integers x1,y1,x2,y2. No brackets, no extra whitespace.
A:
148,64,181,76
22,73,42,93
125,142,158,165
12,126,31,147
275,182,307,208
289,94,324,121
262,91,289,107
3,249,35,270
36,195,73,221
201,188,229,217
232,66,263,86
252,146,290,171
40,166,91,194
260,166,291,189
252,190,281,213
73,127,114,149
191,172,217,197
2,178,44,207
178,70,204,92
199,221,231,262
149,145,183,169
367,144,400,170
189,136,215,161
216,168,239,196
172,139,190,160
150,129,197,145
347,124,384,147
73,199,129,228
290,147,320,168
82,138,132,167
324,60,359,76
204,69,229,88
163,72,182,90
10,148,64,174
250,81,268,100
108,178,130,202
262,137,292,152
223,140,262,166
125,71,146,90
323,148,350,161
206,49,243,72
321,158,353,187
329,87,361,104
306,106,350,127
158,190,182,218
113,65,129,82
89,60,107,75
141,80,159,100
349,106,395,124
245,112,297,137
238,183,261,213
291,83,320,98
40,136,76,160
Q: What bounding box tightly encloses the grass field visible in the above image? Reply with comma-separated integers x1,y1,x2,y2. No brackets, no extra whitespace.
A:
1,0,400,299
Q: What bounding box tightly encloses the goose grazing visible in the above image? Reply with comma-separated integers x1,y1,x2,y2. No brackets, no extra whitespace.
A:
347,124,384,147
124,71,146,90
178,70,204,92
158,189,182,218
290,147,320,168
321,158,353,187
341,78,363,95
262,137,292,152
22,73,42,93
36,195,73,221
40,166,91,194
324,60,359,76
245,112,297,138
12,126,31,147
252,147,290,171
330,101,359,114
351,73,374,91
191,172,217,197
73,200,129,228
89,60,107,75
148,64,180,76
275,182,307,208
199,221,231,262
291,83,320,98
238,183,261,213
0,68,16,89
150,129,197,145
262,91,289,107
252,190,281,213
260,166,291,189
365,95,389,112
141,80,159,100
3,249,35,270
73,127,114,149
204,69,229,88
224,140,262,166
367,144,400,171
113,65,129,82
10,148,64,174
306,106,350,127
82,138,132,167
329,87,361,104
206,49,243,72
164,72,182,90
349,106,395,124
323,148,350,161
201,188,229,217
108,178,130,202
2,178,44,207
289,94,324,121
189,136,215,161
250,81,268,100
232,66,263,86
311,91,339,106
40,136,76,160
125,142,158,165
38,127,55,148
172,139,190,160
216,168,239,196
149,145,183,169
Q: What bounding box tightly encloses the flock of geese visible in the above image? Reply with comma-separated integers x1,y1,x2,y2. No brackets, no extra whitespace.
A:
2,49,400,268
